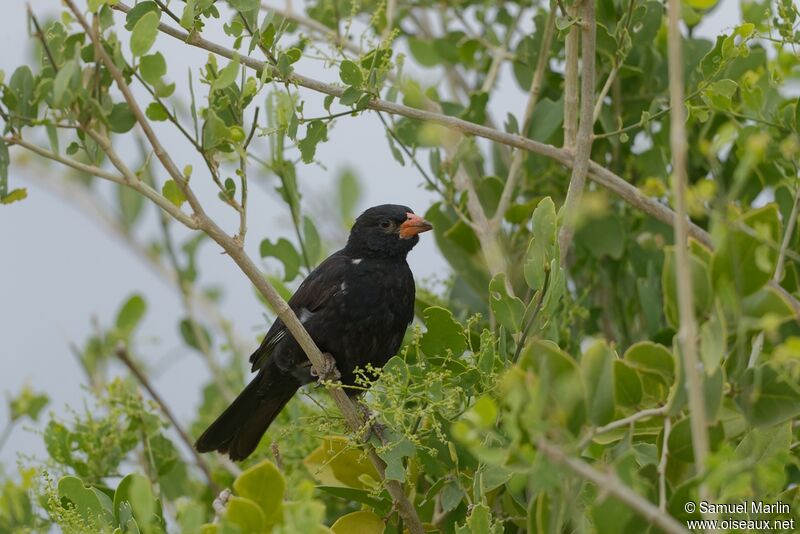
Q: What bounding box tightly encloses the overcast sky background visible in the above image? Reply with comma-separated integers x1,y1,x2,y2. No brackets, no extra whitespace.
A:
0,0,741,466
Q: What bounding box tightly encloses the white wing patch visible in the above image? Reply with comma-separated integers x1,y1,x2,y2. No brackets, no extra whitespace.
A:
351,258,362,265
298,308,314,323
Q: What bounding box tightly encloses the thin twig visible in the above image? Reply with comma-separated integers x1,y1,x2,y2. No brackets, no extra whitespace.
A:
748,181,800,368
579,406,668,449
492,5,556,228
27,4,58,72
480,7,524,93
115,344,225,490
563,7,580,149
658,416,672,512
536,438,688,534
558,0,597,261
666,0,710,504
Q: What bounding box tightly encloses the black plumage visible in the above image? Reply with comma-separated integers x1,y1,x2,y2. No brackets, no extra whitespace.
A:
195,204,432,461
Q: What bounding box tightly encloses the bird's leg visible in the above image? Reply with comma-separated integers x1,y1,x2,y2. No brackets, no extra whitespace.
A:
310,352,341,383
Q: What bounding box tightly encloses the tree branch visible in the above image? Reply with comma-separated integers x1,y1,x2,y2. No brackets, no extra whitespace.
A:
563,7,580,149
492,5,556,228
666,0,710,496
115,343,226,489
658,416,672,512
536,438,688,534
558,0,596,261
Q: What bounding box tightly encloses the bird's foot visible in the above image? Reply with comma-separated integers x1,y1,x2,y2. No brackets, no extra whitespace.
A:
310,352,341,383
357,403,386,443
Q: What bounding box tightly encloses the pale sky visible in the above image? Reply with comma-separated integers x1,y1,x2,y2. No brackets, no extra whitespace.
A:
0,0,741,464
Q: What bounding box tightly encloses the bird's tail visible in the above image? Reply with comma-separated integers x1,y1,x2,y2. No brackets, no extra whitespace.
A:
195,369,298,461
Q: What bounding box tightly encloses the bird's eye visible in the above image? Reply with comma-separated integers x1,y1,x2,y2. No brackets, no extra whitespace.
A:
380,220,393,229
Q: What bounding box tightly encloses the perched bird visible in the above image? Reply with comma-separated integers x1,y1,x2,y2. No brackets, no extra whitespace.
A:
196,204,432,461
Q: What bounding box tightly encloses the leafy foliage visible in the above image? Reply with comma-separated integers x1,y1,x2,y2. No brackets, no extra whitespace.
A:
2,0,800,531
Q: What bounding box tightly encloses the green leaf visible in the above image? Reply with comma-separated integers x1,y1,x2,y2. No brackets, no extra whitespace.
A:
662,246,711,328
339,87,362,106
125,1,159,30
331,511,385,534
339,60,363,87
407,37,440,67
524,197,557,292
140,52,166,84
304,437,381,489
260,23,276,49
614,361,643,407
115,294,147,334
117,183,144,229
113,473,160,527
574,214,625,260
179,318,212,352
377,438,415,481
337,169,361,222
180,0,196,30
145,102,169,121
582,341,616,426
9,387,49,422
623,342,675,386
260,238,301,281
162,179,186,207
108,103,137,133
0,188,28,205
225,496,265,532
202,110,232,150
685,0,718,9
667,418,723,462
302,216,321,265
130,11,160,57
317,486,391,515
58,476,106,523
233,460,285,522
489,274,525,332
711,205,780,297
699,302,726,372
739,364,800,427
420,306,467,356
213,57,240,92
229,0,260,11
457,503,503,534
53,59,77,108
298,120,328,163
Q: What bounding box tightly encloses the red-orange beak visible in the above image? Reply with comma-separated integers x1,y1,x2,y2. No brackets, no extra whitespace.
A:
399,212,433,239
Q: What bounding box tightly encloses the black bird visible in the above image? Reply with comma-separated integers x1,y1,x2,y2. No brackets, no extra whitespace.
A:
195,204,432,460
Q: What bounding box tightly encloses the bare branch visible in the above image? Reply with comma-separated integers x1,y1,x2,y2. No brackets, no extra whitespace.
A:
563,8,580,149
492,6,556,227
536,438,688,534
658,416,672,512
666,0,710,496
5,135,198,229
115,343,227,489
558,0,597,261
579,406,668,449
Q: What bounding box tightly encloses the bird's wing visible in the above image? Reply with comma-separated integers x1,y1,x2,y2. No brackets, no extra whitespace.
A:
249,251,349,371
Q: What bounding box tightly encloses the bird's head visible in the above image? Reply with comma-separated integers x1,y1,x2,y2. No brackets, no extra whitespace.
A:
345,204,433,259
